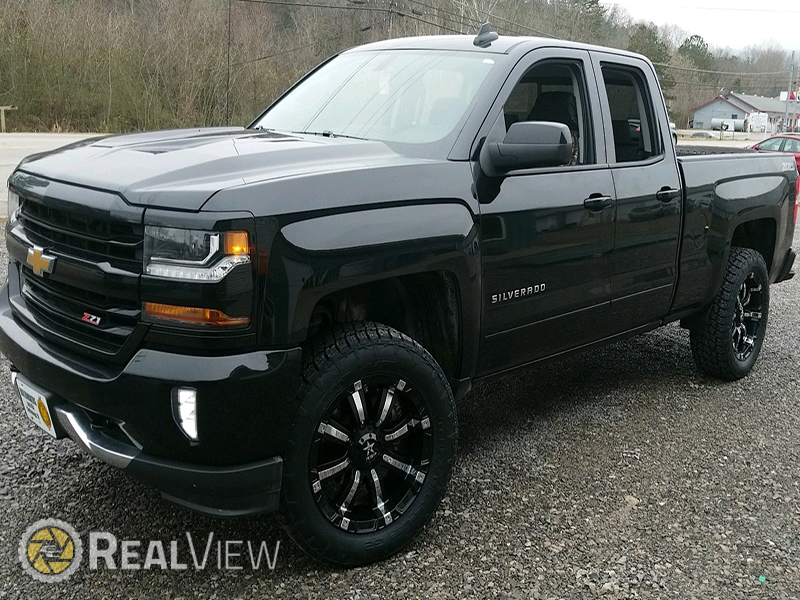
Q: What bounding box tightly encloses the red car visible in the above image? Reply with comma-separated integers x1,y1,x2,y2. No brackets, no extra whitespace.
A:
749,135,800,169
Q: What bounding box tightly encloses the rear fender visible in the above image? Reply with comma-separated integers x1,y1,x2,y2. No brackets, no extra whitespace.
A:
674,162,794,315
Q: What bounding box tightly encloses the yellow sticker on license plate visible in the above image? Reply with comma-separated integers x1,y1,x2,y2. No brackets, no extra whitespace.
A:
15,376,57,438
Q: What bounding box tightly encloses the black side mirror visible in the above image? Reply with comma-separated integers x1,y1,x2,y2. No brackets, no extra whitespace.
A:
482,121,573,174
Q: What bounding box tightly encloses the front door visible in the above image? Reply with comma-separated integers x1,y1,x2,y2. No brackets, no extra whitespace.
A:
476,49,617,375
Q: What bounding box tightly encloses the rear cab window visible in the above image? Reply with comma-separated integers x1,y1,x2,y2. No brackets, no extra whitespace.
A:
600,65,663,164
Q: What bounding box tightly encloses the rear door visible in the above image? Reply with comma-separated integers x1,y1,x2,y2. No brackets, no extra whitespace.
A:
591,53,682,330
476,48,617,374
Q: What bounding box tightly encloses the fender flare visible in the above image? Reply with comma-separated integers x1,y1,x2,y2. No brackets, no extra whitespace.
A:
265,203,481,378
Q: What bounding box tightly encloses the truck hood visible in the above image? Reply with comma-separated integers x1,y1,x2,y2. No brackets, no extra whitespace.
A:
16,127,409,211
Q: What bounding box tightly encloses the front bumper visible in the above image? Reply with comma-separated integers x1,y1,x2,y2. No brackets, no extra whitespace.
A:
0,284,303,516
45,395,282,516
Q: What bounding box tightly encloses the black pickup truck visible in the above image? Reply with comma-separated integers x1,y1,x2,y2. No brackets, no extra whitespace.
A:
2,29,796,566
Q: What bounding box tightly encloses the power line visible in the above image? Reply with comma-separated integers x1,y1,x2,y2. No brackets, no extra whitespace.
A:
604,3,800,13
449,0,557,38
666,76,795,85
401,0,552,38
669,84,786,92
235,0,389,11
653,62,789,77
232,17,390,66
235,0,553,38
235,0,463,33
229,0,790,98
400,0,482,33
226,0,233,125
394,7,463,33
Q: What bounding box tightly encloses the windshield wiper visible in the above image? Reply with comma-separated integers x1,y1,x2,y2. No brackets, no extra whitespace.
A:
291,130,368,141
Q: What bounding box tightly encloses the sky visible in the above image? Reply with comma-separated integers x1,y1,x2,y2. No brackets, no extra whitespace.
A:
600,0,800,54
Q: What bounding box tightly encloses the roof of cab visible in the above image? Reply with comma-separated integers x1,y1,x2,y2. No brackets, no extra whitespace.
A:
346,34,648,63
348,34,532,54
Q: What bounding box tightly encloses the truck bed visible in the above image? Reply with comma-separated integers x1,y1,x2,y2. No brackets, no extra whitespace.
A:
676,145,756,157
672,151,797,316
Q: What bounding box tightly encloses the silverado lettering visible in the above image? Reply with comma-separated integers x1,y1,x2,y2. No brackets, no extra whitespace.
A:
491,284,546,304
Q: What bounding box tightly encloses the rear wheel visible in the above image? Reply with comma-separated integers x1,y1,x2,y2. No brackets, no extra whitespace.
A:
280,322,457,566
690,247,770,380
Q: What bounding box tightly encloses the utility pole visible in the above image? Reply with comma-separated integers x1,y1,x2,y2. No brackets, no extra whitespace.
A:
226,0,232,126
784,51,795,133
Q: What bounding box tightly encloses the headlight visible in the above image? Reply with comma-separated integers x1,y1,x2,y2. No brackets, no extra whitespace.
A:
144,226,250,281
7,189,20,221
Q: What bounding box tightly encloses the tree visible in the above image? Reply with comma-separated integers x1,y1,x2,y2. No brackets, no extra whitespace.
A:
627,23,673,92
678,35,714,71
550,0,607,43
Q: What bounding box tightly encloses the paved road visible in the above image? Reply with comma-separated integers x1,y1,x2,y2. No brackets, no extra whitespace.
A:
0,134,96,217
0,225,798,598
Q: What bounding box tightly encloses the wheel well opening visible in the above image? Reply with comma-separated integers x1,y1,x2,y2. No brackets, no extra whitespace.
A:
731,218,777,272
307,272,462,381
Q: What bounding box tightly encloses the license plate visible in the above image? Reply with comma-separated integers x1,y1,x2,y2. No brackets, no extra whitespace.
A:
15,375,58,438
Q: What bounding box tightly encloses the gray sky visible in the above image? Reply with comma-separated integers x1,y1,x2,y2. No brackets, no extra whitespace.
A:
601,0,800,53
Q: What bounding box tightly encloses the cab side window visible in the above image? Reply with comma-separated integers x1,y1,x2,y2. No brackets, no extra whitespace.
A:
602,65,663,164
760,138,785,151
503,61,595,166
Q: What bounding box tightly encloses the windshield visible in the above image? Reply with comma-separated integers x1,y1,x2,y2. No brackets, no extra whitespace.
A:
252,50,497,146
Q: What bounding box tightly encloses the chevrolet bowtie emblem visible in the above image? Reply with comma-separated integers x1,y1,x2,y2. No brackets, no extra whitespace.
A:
27,246,56,277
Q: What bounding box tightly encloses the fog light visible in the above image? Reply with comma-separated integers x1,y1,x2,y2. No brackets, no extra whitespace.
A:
172,387,198,441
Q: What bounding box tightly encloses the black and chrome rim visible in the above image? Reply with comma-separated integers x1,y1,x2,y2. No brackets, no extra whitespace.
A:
732,273,764,362
309,376,433,534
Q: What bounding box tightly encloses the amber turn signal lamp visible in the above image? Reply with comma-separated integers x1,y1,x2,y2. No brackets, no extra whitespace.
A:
224,231,250,256
144,302,250,327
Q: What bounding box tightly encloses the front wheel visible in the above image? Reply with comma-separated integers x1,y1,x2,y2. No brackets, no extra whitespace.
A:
280,322,457,566
690,247,770,380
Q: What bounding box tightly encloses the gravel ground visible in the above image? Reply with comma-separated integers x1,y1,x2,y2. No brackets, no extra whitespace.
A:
0,228,798,600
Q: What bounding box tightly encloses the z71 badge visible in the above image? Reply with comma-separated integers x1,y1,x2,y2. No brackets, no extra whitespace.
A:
81,312,101,326
491,284,546,305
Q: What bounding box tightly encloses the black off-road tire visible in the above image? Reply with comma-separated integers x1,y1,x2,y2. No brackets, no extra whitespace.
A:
690,247,770,381
280,322,457,567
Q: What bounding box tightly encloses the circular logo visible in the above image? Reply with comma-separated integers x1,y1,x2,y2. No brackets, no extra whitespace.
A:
19,519,82,583
37,399,51,429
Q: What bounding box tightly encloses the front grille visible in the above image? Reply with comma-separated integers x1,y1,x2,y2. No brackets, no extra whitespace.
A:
8,184,145,360
19,199,143,271
21,267,138,354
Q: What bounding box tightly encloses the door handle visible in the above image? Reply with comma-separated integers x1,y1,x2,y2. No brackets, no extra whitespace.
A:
656,188,681,202
584,194,613,211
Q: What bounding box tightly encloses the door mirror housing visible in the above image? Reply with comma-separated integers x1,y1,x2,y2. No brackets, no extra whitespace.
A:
482,121,573,175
